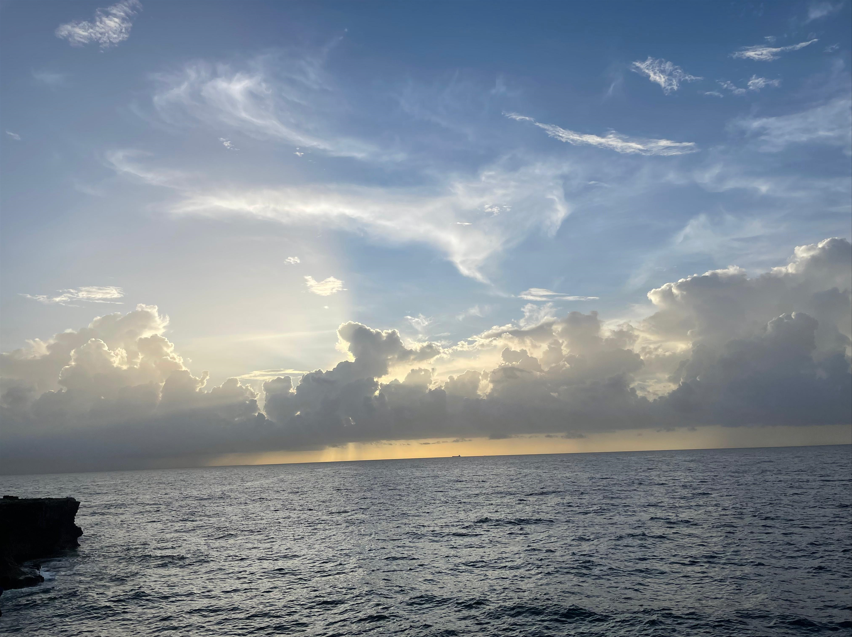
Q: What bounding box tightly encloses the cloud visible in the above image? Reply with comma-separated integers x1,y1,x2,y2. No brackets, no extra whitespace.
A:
219,138,237,150
21,286,125,306
284,256,300,265
806,2,842,23
55,0,142,49
505,113,697,156
405,314,432,334
304,276,345,296
110,151,573,282
718,80,747,96
5,131,21,141
702,91,724,98
731,39,818,61
732,97,852,154
630,57,701,94
717,76,781,95
1,238,849,473
32,71,69,88
149,53,378,160
824,44,840,53
746,76,782,91
518,288,600,302
457,305,488,321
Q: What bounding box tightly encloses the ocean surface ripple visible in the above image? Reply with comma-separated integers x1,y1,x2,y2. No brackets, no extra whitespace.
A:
1,446,850,636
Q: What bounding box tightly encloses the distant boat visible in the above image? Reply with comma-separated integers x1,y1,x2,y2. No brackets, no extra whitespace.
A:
451,454,461,458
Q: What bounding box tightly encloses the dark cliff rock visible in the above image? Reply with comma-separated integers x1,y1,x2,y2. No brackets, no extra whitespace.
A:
0,496,83,589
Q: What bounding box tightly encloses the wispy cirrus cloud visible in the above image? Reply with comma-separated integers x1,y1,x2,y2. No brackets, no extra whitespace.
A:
149,53,380,160
55,0,142,49
717,76,781,96
805,2,842,23
305,276,345,296
732,97,852,154
630,57,701,94
5,131,21,141
746,76,782,91
108,149,573,282
32,70,69,88
718,80,747,96
505,113,697,156
518,288,599,302
731,39,818,61
405,314,433,334
21,286,124,306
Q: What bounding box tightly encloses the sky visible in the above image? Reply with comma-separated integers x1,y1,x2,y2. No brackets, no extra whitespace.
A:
0,0,850,474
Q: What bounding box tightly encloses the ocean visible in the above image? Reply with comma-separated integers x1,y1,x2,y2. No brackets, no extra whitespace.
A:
0,446,850,636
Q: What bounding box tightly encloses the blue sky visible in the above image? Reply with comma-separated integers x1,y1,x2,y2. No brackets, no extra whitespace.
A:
0,1,850,471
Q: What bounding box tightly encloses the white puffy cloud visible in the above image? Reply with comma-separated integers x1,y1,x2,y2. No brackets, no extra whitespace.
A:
731,39,818,62
506,113,698,156
304,276,345,296
1,305,260,473
2,239,849,473
21,286,124,306
630,57,701,94
55,0,141,49
284,256,300,265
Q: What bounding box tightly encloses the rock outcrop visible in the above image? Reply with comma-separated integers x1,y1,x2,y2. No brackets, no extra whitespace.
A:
0,496,83,589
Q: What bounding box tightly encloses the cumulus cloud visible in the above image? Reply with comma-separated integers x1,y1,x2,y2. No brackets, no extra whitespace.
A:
284,256,300,265
630,57,701,94
5,131,21,141
219,138,237,150
518,288,599,302
506,112,698,156
1,305,262,473
21,286,124,306
2,238,848,473
731,39,818,61
55,0,141,49
305,276,345,296
732,97,852,154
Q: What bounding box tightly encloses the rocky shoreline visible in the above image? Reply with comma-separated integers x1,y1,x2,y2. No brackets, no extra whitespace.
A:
0,496,83,590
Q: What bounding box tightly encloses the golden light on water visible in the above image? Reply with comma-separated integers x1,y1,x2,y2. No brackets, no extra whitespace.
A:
207,424,852,468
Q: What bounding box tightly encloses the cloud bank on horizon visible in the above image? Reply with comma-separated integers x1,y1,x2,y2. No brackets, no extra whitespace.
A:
1,0,850,472
1,238,849,473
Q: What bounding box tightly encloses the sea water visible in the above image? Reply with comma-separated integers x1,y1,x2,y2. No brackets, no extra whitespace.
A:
1,446,850,636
